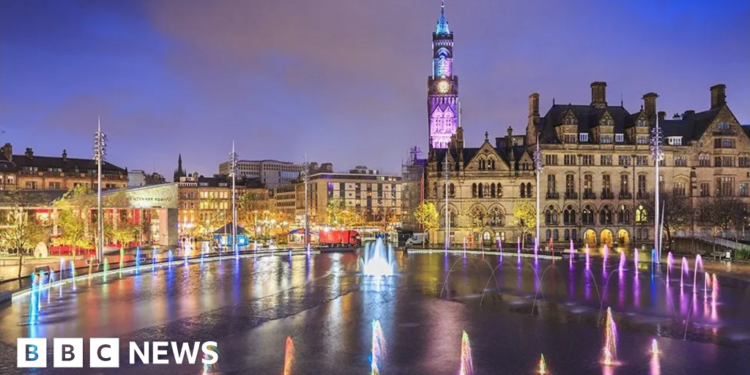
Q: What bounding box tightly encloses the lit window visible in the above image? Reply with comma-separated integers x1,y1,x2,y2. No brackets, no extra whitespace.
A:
615,134,624,143
579,133,589,142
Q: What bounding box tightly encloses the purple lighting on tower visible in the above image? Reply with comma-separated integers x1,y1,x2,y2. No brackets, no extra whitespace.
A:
428,1,458,149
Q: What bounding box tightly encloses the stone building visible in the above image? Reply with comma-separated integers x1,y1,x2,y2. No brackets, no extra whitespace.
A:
0,144,128,191
427,83,750,249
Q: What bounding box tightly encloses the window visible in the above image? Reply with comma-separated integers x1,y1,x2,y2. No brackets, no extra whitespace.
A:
564,229,570,241
716,177,735,196
600,206,613,225
618,156,630,166
714,138,735,149
602,175,611,194
615,134,624,143
717,122,730,130
722,157,734,167
545,155,558,165
564,155,576,165
478,159,486,170
635,205,648,223
545,207,558,225
565,175,575,194
600,135,613,144
564,205,577,225
620,175,629,194
582,205,594,225
49,182,61,189
547,174,556,194
564,134,576,143
496,183,503,197
526,183,532,198
617,205,630,224
449,183,455,197
553,230,559,241
25,181,37,189
673,182,686,197
489,207,503,227
740,183,749,197
636,156,648,166
739,157,750,167
636,136,649,145
714,156,722,167
600,155,612,166
675,156,687,167
478,183,484,198
584,175,593,194
579,133,589,142
699,155,710,167
667,137,682,146
638,175,646,195
582,155,594,165
700,182,710,197
520,184,525,198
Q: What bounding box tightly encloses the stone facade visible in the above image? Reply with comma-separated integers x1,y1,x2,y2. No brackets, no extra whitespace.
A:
427,83,750,250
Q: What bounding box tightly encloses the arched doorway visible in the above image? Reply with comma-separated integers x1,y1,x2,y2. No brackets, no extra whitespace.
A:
600,229,614,247
617,229,629,246
583,229,597,247
482,231,492,247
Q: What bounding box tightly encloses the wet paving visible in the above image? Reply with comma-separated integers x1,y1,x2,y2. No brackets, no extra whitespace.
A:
0,250,749,374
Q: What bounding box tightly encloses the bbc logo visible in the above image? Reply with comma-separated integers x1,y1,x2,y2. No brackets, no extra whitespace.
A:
17,338,120,368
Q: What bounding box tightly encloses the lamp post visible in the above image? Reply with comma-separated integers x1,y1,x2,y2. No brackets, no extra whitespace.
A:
444,153,450,250
229,142,238,257
93,117,107,262
303,154,310,252
650,115,664,261
533,135,543,249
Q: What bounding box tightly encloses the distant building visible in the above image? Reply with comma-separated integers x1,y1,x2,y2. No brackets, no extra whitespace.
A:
0,144,127,191
401,147,427,231
177,173,267,236
173,154,186,183
273,184,297,220
129,170,166,187
218,159,305,189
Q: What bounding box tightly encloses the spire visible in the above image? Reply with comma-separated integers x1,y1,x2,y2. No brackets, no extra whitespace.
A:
178,154,183,171
436,0,450,35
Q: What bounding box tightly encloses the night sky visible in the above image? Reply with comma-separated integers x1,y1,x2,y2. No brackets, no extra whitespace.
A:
1,0,748,179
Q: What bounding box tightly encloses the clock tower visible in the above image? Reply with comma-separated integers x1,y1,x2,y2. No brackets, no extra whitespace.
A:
428,1,459,149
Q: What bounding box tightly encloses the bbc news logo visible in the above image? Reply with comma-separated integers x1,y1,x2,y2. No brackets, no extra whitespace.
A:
18,338,218,368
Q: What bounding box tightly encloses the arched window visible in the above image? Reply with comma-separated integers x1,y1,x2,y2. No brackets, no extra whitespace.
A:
564,229,570,241
449,183,455,198
600,205,613,225
520,184,526,198
553,229,559,241
478,159,486,170
582,205,594,225
617,204,630,224
564,205,576,225
472,183,477,198
489,159,496,170
497,183,503,197
478,183,484,198
525,183,532,198
635,205,648,223
484,183,490,198
489,207,503,227
546,229,551,241
545,206,558,225
490,184,496,198
471,206,486,227
571,229,578,241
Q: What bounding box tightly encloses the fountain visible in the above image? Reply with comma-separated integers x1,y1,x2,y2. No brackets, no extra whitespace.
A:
497,237,502,252
603,307,618,366
371,320,387,375
168,250,174,268
361,238,394,277
603,244,609,266
533,237,539,262
693,255,703,292
459,330,473,375
650,338,661,375
70,260,76,291
538,354,547,374
651,339,659,355
585,245,590,269
135,247,141,273
103,259,109,282
517,237,521,262
283,336,294,375
569,239,575,269
152,248,157,270
463,237,467,256
28,273,38,324
712,273,718,302
618,251,625,272
47,269,54,303
680,257,689,287
119,247,124,275
634,248,639,273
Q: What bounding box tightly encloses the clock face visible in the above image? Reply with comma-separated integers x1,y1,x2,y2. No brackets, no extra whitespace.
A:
437,81,450,94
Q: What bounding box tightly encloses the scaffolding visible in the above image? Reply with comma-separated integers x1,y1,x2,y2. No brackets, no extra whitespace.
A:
401,147,426,231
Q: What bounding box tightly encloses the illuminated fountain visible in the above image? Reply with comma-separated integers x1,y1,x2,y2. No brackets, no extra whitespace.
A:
103,259,109,282
704,271,711,300
361,238,394,277
712,273,718,302
693,255,703,292
47,270,54,303
650,339,660,375
119,247,124,276
569,239,575,268
681,257,689,287
618,251,625,272
283,336,294,375
168,250,174,268
650,339,659,355
533,237,539,262
538,354,547,374
70,260,76,291
459,330,473,375
603,307,618,366
497,237,502,252
603,244,609,266
135,247,141,273
634,248,639,274
517,237,521,263
585,245,590,269
667,252,674,282
371,320,387,375
28,273,38,325
463,237,467,256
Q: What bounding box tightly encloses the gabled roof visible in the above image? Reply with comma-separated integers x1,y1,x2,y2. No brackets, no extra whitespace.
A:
537,104,631,144
9,155,126,173
434,144,529,171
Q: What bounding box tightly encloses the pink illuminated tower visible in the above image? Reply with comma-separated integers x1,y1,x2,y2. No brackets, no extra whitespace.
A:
428,1,459,149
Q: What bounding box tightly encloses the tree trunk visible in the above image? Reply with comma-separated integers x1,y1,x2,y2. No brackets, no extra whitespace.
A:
17,254,23,279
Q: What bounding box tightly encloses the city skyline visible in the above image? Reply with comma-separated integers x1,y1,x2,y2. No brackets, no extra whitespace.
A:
1,0,748,179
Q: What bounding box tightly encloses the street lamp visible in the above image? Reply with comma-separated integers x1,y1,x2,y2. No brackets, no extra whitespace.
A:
444,152,450,251
533,135,543,249
93,117,107,262
650,115,664,261
229,142,238,257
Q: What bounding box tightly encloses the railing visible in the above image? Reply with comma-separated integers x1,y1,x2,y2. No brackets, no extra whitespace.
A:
564,192,578,200
619,192,632,199
546,192,560,199
675,232,750,252
583,191,596,199
637,192,650,200
601,191,614,199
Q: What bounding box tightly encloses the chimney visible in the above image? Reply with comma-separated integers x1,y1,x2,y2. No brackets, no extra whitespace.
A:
529,93,540,117
590,82,607,108
658,111,666,122
642,92,658,118
682,110,695,119
526,93,540,145
673,113,681,119
0,143,12,162
25,148,33,159
710,84,726,109
62,149,68,162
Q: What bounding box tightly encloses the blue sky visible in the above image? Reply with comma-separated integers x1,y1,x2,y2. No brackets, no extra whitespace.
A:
1,0,748,178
